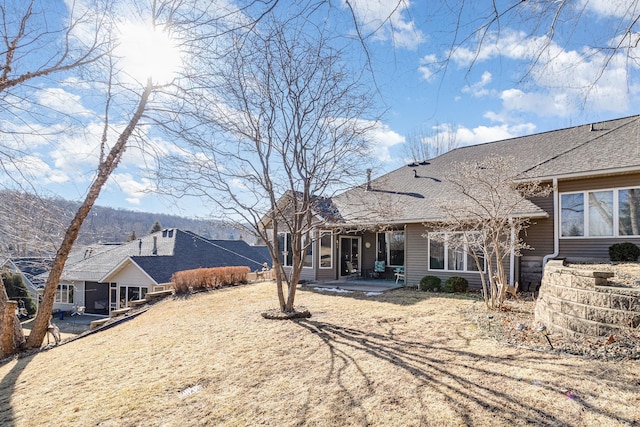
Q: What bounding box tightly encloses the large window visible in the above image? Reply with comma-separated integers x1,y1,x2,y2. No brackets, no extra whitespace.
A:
319,230,333,268
278,232,313,268
561,187,640,237
429,232,484,272
376,231,405,267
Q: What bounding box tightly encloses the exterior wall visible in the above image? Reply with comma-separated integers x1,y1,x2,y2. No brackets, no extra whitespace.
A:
521,193,554,256
558,172,640,261
407,223,490,288
535,260,640,337
113,263,154,285
52,280,86,312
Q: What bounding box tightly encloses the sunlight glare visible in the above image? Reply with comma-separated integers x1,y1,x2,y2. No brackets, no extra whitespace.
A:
116,22,181,84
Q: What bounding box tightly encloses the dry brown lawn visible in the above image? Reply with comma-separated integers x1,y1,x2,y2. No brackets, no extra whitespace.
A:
1,283,639,426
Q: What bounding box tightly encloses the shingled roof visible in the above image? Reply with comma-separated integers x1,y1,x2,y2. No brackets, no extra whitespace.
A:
60,229,271,284
330,115,640,226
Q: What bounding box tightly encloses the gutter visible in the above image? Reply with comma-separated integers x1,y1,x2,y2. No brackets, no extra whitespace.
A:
542,178,560,274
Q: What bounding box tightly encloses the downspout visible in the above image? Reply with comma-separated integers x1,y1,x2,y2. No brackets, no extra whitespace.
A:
542,178,560,274
509,217,515,285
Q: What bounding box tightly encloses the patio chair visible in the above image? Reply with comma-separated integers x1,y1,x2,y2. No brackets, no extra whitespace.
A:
394,267,405,284
345,261,359,280
373,261,386,278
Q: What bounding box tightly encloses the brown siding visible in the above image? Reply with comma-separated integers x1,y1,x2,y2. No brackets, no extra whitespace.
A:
559,238,640,261
558,172,640,192
406,223,428,287
406,223,506,288
522,193,555,256
557,172,640,261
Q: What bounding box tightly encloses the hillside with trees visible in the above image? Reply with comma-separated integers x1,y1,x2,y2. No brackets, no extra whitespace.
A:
0,191,246,258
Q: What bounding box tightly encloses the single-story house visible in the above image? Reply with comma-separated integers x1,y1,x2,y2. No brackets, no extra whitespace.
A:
48,229,270,315
271,115,640,288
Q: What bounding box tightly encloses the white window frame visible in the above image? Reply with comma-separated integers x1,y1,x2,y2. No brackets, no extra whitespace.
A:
376,231,405,268
560,186,640,238
319,230,333,269
55,284,74,304
428,232,485,273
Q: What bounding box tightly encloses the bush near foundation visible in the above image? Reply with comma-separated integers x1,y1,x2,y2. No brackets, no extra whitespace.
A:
171,266,250,294
443,276,469,293
419,275,442,292
609,242,640,262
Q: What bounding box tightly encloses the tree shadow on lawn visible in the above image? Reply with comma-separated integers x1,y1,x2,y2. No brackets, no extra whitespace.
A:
0,355,32,427
294,318,636,426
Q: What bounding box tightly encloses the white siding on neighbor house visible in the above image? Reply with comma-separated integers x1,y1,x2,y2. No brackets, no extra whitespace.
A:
112,262,156,286
52,280,86,312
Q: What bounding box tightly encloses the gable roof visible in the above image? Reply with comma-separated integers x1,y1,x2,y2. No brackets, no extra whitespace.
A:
60,229,271,283
330,115,640,226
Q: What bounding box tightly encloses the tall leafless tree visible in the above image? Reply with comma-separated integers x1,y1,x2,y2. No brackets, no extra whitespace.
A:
157,17,379,314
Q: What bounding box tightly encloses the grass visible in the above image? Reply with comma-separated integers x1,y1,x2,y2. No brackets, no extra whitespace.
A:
1,282,639,426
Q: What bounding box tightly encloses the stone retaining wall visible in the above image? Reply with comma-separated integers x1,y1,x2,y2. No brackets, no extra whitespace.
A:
534,259,640,337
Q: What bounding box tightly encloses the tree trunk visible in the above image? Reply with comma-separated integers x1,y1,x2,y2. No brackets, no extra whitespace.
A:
24,80,153,349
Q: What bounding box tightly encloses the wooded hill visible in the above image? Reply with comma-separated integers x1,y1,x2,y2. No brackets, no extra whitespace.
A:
0,191,247,257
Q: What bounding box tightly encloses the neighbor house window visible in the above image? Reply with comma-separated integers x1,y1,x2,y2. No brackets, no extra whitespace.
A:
319,230,333,268
376,231,405,267
55,284,74,304
428,232,484,272
561,187,640,237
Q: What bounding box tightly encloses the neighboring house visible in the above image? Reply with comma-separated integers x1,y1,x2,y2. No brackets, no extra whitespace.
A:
45,229,270,315
270,115,640,288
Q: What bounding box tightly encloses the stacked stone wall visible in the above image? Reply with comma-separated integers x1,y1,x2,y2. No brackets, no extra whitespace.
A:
535,259,640,337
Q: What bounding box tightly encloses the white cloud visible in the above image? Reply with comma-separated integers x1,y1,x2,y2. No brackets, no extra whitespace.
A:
579,0,638,18
4,154,69,184
36,87,92,117
422,121,536,148
361,120,405,161
462,71,493,97
343,0,425,49
110,173,156,205
418,54,439,81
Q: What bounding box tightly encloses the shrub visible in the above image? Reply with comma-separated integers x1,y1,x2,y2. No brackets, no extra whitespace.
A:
1,271,37,315
609,242,640,262
419,275,441,292
171,266,250,294
444,276,469,293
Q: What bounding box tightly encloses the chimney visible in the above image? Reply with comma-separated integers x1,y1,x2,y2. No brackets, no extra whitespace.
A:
152,236,158,255
366,169,372,191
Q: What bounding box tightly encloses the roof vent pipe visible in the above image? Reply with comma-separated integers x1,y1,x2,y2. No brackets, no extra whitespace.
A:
366,169,372,191
590,123,595,131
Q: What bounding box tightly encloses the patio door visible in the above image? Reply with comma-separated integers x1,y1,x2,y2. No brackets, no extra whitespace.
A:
339,236,361,278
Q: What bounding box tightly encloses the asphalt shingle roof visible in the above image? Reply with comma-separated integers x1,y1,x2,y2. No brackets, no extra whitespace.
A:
331,115,640,225
60,229,271,283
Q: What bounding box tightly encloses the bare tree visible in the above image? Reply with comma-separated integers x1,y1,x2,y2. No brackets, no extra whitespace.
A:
158,17,378,315
429,155,550,309
404,123,459,162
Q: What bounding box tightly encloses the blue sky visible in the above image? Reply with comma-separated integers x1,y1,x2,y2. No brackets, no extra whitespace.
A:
5,0,640,219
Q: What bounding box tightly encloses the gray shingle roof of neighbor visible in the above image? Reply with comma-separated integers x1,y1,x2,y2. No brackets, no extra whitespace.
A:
60,228,271,283
330,115,640,226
